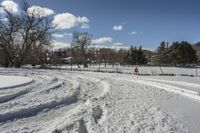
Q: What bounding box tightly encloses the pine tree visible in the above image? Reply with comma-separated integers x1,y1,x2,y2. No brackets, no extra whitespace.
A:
169,41,197,66
156,41,171,65
137,46,146,65
129,46,137,65
194,42,200,64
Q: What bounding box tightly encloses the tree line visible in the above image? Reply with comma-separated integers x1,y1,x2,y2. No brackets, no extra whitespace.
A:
54,36,200,68
53,32,147,68
153,41,199,66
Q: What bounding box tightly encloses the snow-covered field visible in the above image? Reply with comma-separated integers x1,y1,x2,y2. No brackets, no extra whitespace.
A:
47,65,200,77
0,67,200,133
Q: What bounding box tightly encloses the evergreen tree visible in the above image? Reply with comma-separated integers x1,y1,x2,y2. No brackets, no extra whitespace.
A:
137,46,146,65
128,46,147,65
194,42,200,64
169,41,197,66
156,41,171,65
129,46,137,65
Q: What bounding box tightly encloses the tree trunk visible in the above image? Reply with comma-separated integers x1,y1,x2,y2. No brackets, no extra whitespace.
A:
84,63,88,68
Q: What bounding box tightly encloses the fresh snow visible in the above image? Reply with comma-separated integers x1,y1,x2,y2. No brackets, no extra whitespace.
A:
0,76,32,89
0,68,200,133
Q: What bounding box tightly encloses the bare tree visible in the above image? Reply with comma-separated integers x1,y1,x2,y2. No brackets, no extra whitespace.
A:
0,1,52,67
98,48,110,67
71,32,92,68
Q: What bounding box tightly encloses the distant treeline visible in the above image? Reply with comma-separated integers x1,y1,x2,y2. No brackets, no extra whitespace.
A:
53,44,147,68
53,37,200,67
152,41,200,66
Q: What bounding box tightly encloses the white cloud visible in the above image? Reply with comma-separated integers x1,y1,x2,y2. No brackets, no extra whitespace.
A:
52,12,89,30
129,32,137,35
113,25,123,31
28,6,55,17
92,37,113,44
112,42,123,46
89,45,110,49
53,33,72,38
1,0,19,14
80,24,90,29
53,34,65,38
51,41,70,51
52,13,76,29
111,42,129,50
89,44,129,50
77,16,89,23
52,41,154,51
111,45,129,50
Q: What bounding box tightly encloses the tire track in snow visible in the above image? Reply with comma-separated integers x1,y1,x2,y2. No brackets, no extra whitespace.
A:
0,95,77,123
118,77,200,102
0,76,80,123
99,76,188,133
0,77,45,105
47,75,111,133
77,75,110,99
0,80,43,104
142,78,200,89
0,76,61,106
0,88,30,103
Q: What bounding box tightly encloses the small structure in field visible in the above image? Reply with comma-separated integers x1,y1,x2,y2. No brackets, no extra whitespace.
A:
134,67,139,75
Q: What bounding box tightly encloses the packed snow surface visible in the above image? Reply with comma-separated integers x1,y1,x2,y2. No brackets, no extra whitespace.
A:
0,76,32,89
0,68,200,133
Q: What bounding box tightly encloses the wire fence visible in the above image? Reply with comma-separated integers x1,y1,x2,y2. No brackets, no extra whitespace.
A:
46,65,200,77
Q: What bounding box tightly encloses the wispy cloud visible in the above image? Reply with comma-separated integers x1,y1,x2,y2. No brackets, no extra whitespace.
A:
112,42,123,46
80,24,90,29
53,33,72,38
89,44,129,50
129,32,137,35
92,37,113,44
113,25,123,31
51,41,70,50
52,13,89,30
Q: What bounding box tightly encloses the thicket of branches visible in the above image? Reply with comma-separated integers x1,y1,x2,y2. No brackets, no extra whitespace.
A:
71,32,92,68
0,1,52,67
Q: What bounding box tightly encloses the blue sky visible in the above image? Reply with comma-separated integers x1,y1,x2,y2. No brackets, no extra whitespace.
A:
1,0,200,50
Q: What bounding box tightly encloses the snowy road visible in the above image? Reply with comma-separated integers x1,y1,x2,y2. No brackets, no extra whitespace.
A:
0,68,200,133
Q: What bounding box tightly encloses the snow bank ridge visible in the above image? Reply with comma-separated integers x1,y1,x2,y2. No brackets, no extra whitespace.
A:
0,89,30,103
132,79,200,102
0,78,81,123
0,94,77,123
44,81,64,93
